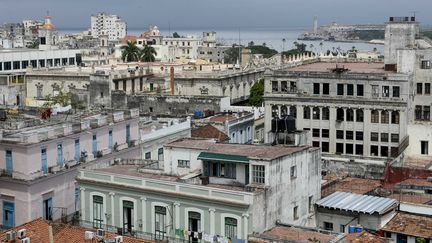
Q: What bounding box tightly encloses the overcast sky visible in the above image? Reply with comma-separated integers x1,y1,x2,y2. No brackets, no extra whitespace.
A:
1,0,431,30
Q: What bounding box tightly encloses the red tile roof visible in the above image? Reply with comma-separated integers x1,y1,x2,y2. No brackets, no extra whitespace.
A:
322,177,382,197
344,232,389,243
191,124,230,142
382,212,432,239
249,226,336,243
0,218,153,243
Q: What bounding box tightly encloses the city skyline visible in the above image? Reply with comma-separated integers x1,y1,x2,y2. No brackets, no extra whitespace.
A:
1,0,431,29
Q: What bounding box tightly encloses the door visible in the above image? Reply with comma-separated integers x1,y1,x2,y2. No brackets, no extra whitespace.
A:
92,135,97,157
74,139,80,161
245,164,250,185
57,144,63,166
43,198,53,220
188,212,201,242
108,130,113,150
5,150,12,175
2,201,15,228
126,125,131,145
123,201,133,234
41,148,47,174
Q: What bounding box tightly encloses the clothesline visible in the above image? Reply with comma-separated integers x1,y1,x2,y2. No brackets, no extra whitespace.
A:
174,228,245,243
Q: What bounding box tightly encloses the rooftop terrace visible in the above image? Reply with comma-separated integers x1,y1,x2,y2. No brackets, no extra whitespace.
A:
285,62,389,74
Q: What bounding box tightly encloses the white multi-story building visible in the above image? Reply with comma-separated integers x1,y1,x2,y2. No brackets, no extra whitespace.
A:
90,13,127,41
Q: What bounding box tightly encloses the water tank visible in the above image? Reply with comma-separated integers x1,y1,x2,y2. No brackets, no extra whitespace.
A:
194,110,202,119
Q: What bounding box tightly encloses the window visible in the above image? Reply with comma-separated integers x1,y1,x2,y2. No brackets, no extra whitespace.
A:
340,224,345,233
336,143,344,154
145,152,151,159
303,106,311,119
426,83,431,95
312,107,320,120
39,60,45,68
5,150,12,175
74,139,80,161
43,198,53,221
57,144,63,166
178,160,190,168
357,84,364,96
93,195,103,228
322,142,329,152
322,129,329,138
346,131,353,140
312,129,320,137
92,135,97,157
381,146,388,157
381,110,389,123
336,130,344,139
293,206,299,220
155,206,166,239
313,141,319,147
372,85,379,98
415,106,423,120
281,81,288,92
371,132,379,141
290,106,297,118
308,196,313,213
421,60,432,69
290,165,297,178
356,131,363,141
4,62,11,70
424,106,431,120
347,84,354,96
421,141,429,155
371,110,379,123
224,217,237,239
371,145,379,156
313,83,320,94
391,134,399,143
21,61,28,69
336,108,344,121
417,83,423,95
356,109,364,122
337,84,344,95
272,81,278,92
324,222,333,231
346,109,354,121
322,107,330,120
13,61,20,70
393,86,400,97
252,165,265,184
345,144,353,154
382,86,390,97
158,148,164,161
355,145,363,155
391,111,400,124
381,133,389,142
323,83,330,95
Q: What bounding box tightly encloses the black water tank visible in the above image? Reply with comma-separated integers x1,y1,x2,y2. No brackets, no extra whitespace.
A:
285,115,296,132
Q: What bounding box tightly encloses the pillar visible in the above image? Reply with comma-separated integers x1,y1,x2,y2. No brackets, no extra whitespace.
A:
80,188,86,221
109,192,115,226
174,202,181,230
209,208,216,235
140,197,147,232
242,213,249,240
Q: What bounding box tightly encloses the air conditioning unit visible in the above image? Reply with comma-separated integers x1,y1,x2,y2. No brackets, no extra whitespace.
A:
96,229,105,238
115,236,124,243
6,231,16,241
17,229,26,239
84,231,94,240
20,237,30,243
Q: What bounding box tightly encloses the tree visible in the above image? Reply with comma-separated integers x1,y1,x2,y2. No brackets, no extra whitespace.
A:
139,44,157,62
27,39,39,49
121,41,140,62
42,89,85,111
248,41,255,47
249,79,264,107
172,32,180,38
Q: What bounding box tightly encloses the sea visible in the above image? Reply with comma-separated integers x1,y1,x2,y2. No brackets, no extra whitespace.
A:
63,27,384,54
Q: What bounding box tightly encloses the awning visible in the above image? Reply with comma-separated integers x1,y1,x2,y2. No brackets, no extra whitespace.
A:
197,152,249,164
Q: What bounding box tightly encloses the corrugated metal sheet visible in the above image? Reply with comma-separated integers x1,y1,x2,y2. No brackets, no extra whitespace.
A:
316,191,398,215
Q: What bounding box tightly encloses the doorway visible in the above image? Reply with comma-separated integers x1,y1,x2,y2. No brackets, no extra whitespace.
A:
188,212,201,242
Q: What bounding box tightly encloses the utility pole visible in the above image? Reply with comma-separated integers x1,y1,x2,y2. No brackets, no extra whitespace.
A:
238,27,241,67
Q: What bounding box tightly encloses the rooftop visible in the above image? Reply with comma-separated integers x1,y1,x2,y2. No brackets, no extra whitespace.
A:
316,191,398,215
382,212,432,239
0,218,152,243
191,124,230,142
344,231,389,243
249,226,337,243
283,62,390,74
166,138,311,161
397,178,432,190
321,177,382,197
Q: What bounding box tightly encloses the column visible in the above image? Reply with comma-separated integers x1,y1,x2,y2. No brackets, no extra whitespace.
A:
140,197,147,232
109,192,115,226
174,202,181,230
242,213,249,240
209,208,216,235
80,188,86,221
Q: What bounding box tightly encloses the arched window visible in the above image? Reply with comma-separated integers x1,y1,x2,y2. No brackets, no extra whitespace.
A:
225,217,238,239
322,107,330,120
281,106,288,117
381,110,389,124
93,195,103,228
336,108,344,121
391,111,400,124
312,107,320,120
346,109,354,121
303,106,311,119
356,109,364,122
371,110,379,123
289,106,297,118
272,105,279,118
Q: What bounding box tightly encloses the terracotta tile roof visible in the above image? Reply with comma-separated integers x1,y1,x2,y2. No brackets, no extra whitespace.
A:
322,177,382,197
386,193,432,204
397,178,432,188
209,114,237,123
382,212,432,239
0,218,153,243
120,35,138,44
250,226,336,243
344,231,389,243
191,124,230,142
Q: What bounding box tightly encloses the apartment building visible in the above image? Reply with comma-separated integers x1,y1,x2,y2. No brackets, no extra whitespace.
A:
91,13,127,41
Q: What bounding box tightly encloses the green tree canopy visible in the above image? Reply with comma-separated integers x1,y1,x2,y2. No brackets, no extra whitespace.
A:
140,44,157,62
248,78,264,107
121,41,140,62
172,32,181,38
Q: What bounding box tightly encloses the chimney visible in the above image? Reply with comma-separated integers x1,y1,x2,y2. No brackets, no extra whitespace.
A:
170,66,175,95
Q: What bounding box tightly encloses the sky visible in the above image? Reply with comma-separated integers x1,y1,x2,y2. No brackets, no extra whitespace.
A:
1,0,432,30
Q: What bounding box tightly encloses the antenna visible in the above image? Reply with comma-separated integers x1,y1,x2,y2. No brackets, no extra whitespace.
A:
238,27,241,65
410,11,418,18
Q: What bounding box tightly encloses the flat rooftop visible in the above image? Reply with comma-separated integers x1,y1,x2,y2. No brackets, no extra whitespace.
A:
322,177,382,197
382,212,432,239
284,62,389,74
250,226,336,243
167,138,311,161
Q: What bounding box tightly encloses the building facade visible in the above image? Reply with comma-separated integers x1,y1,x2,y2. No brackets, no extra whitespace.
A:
91,13,127,41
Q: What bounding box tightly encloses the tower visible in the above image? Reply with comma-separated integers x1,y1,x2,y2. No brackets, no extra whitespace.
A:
38,15,59,51
313,16,318,34
384,16,419,71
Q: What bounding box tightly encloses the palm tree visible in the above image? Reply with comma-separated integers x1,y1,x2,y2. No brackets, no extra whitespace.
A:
139,44,157,62
121,41,140,62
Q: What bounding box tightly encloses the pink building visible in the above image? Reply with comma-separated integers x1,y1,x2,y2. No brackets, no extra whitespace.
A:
0,109,140,228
